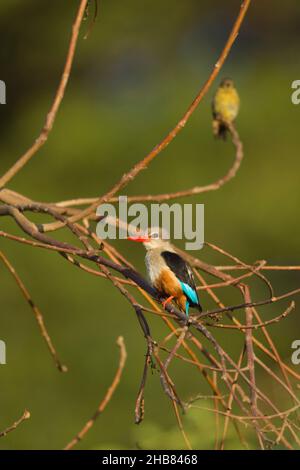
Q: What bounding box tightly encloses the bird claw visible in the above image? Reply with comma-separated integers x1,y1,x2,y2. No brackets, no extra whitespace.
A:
162,296,175,309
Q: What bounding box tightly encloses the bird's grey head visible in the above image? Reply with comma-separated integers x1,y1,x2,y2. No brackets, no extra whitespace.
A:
128,227,174,251
220,77,234,89
143,227,172,250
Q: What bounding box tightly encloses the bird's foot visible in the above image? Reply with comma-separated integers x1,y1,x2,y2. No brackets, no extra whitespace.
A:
162,296,175,309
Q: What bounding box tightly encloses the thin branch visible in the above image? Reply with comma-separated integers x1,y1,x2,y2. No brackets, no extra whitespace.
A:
172,400,192,450
64,336,127,450
205,302,295,330
0,251,67,372
220,347,247,450
216,265,300,271
205,241,274,299
50,121,243,204
159,326,189,404
0,410,30,438
243,285,264,449
188,403,300,422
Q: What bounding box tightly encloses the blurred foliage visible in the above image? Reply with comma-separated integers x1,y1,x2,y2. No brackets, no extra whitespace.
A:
94,405,253,450
0,0,300,450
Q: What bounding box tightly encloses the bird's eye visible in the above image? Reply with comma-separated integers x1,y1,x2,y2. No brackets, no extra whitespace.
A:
152,232,159,239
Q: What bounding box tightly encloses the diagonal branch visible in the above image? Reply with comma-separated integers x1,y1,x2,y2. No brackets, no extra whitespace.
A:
0,410,30,439
0,250,67,372
64,336,127,450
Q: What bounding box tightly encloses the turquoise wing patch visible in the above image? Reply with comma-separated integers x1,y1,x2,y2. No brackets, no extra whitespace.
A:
179,281,199,306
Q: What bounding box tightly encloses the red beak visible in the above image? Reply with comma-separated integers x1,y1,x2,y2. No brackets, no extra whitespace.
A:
127,236,149,242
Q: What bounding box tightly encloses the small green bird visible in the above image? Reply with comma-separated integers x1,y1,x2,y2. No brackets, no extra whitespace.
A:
212,78,240,140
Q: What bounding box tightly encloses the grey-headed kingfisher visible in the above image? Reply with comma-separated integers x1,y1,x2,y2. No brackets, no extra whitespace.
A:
128,229,202,316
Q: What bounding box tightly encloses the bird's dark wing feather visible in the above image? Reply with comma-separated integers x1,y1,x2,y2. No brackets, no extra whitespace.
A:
161,251,202,311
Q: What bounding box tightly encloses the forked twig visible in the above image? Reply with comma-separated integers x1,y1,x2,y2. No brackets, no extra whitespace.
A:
2,0,300,450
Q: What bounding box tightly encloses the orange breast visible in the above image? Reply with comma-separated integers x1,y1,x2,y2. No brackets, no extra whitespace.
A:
154,269,187,312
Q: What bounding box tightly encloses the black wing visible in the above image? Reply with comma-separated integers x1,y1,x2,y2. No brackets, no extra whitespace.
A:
161,251,202,311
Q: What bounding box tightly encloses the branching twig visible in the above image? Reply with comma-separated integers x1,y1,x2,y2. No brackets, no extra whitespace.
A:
2,0,300,450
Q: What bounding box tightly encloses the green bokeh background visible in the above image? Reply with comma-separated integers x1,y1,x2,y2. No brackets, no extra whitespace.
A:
0,0,299,449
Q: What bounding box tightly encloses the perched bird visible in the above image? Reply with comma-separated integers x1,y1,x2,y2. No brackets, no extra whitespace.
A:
128,229,202,316
212,77,240,139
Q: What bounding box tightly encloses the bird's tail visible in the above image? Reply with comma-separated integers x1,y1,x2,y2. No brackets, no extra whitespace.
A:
212,119,228,140
185,299,203,317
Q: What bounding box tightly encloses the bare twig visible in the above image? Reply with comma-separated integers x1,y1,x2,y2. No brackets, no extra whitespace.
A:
64,336,127,450
0,251,67,372
0,410,30,438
